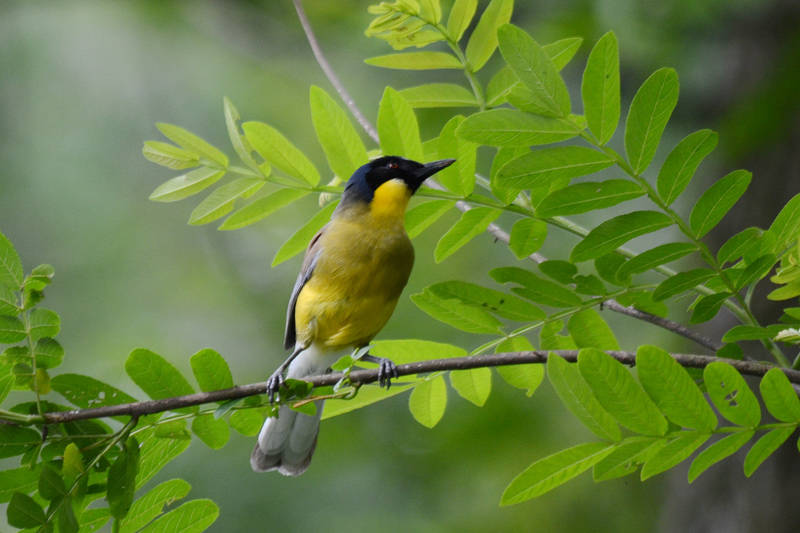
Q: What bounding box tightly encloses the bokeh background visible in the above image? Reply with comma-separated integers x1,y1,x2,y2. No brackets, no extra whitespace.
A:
1,0,799,531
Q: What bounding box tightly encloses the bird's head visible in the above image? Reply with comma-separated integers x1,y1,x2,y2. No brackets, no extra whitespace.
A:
341,156,455,213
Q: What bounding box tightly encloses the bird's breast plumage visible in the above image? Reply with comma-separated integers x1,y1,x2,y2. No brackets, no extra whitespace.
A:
292,201,414,349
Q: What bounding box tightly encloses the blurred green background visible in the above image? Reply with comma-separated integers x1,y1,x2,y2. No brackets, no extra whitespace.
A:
1,0,799,531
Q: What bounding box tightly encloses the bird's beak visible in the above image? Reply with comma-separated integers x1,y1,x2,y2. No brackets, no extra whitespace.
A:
413,159,456,185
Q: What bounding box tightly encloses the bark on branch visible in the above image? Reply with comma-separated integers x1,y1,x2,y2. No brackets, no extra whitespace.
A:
26,350,799,425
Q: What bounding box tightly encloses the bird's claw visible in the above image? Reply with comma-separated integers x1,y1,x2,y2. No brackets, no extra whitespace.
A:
266,371,285,403
376,358,399,389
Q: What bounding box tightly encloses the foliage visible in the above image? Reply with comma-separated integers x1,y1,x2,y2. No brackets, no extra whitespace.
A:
3,0,800,529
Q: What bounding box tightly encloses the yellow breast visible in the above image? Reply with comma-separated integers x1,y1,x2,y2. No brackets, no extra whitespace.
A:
370,178,412,220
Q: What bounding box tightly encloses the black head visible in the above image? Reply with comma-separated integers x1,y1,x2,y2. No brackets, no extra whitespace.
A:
341,156,455,205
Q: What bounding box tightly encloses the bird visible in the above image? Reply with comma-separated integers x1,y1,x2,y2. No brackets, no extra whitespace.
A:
250,155,455,476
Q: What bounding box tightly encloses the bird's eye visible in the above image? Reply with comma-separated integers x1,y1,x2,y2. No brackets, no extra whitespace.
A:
387,162,398,169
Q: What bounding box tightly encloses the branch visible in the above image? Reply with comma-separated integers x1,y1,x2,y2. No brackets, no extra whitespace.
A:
293,0,380,144
24,351,799,425
291,3,720,354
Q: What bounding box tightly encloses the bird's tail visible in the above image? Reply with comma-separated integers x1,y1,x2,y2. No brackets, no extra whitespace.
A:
250,344,336,476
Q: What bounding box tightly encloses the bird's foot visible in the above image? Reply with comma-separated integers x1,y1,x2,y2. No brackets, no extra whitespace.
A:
361,354,399,389
266,370,285,403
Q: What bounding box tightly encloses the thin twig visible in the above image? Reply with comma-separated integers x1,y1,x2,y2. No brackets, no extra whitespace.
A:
18,350,798,426
291,2,720,353
293,0,380,144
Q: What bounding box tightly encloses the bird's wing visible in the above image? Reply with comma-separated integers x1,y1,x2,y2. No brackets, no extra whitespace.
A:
283,224,326,350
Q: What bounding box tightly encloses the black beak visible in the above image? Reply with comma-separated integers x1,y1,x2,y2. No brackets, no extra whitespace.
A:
414,158,456,184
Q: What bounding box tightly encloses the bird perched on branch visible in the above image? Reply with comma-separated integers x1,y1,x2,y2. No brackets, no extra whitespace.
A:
251,156,455,476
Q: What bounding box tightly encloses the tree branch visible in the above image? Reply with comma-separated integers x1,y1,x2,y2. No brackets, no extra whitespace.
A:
291,2,720,354
293,0,380,144
23,350,798,425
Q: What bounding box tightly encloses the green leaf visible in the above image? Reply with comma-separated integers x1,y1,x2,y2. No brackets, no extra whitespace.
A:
188,178,264,226
51,374,137,420
219,188,308,230
491,267,581,307
228,407,268,434
156,123,228,168
190,348,233,393
636,345,717,431
657,129,718,205
405,199,454,238
79,508,110,532
272,201,337,266
378,87,423,161
0,231,23,290
652,268,716,301
223,97,258,171
7,492,46,528
578,348,668,436
497,23,570,117
537,180,644,218
125,349,195,413
138,499,219,533
744,427,795,477
365,51,462,70
759,368,800,422
437,115,477,196
465,0,513,71
155,420,191,440
371,339,466,365
486,66,518,107
704,362,761,427
0,358,13,404
427,280,544,321
456,109,580,146
721,324,784,343
108,437,139,520
119,479,192,533
135,429,191,489
541,320,577,351
570,211,673,263
689,170,751,238
501,442,614,505
567,309,620,350
547,354,621,441
581,31,620,144
242,121,320,186
688,430,754,482
593,437,661,481
191,414,230,450
399,83,478,108
616,242,697,279
594,253,627,286
717,227,761,265
490,146,527,203
310,86,368,180
624,68,680,174
495,336,543,396
0,284,19,316
38,465,66,501
689,292,731,324
543,37,583,70
640,431,709,480
0,316,26,343
539,260,577,284
411,288,503,334
142,141,199,170
736,254,776,290
323,384,413,419
434,207,501,262
447,0,477,41
495,147,614,193
450,367,492,406
409,375,447,427
765,192,800,254
27,308,59,341
0,467,39,504
509,218,547,259
149,168,226,203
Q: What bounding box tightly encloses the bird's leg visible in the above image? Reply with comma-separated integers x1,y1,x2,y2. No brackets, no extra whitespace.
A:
361,354,399,389
266,346,305,403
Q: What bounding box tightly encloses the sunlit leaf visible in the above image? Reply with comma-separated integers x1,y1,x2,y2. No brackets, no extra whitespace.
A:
142,141,199,170
703,362,760,427
581,31,620,144
399,83,478,108
378,87,423,161
408,375,447,428
496,146,614,193
156,123,228,169
190,348,234,393
310,85,368,180
743,427,795,477
447,0,477,41
759,368,800,422
405,199,454,238
567,309,619,350
272,201,337,266
188,178,264,226
125,349,195,413
138,499,219,533
495,336,543,396
624,68,679,174
509,218,547,259
149,168,226,203
365,51,462,70
688,430,754,483
119,479,191,533
457,109,580,146
437,115,477,196
191,414,230,450
0,231,23,290
640,431,709,480
434,207,501,262
450,367,492,406
242,121,320,186
411,288,503,334
465,0,513,71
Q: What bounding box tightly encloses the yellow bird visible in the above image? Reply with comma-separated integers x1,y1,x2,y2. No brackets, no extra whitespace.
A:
251,156,455,476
